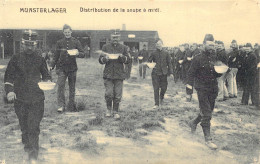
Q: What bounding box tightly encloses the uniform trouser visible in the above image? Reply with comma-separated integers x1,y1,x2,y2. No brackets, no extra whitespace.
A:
217,73,229,99
181,66,186,82
196,87,218,141
174,65,182,82
241,79,257,105
57,70,77,109
139,64,147,78
125,62,132,79
237,68,245,89
104,79,123,112
152,74,168,106
14,100,44,160
183,62,191,83
226,68,238,97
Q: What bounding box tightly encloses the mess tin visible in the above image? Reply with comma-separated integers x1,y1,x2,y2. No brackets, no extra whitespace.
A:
67,49,78,56
38,81,56,91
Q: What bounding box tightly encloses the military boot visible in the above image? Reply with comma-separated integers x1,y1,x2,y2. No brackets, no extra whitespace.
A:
188,115,201,133
202,126,217,150
105,101,112,117
113,102,120,119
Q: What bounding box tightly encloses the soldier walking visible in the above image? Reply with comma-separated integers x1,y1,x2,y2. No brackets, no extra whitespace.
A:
4,30,51,161
186,34,222,149
148,39,173,109
99,31,130,119
51,24,85,112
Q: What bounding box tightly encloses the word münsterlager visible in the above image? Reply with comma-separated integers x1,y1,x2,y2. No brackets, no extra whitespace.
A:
20,8,67,13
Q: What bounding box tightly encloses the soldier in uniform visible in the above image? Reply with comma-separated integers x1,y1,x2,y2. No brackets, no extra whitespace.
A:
172,47,180,83
148,39,173,109
215,41,229,101
138,44,149,79
51,24,85,112
99,31,130,119
190,43,201,58
175,45,185,82
4,30,51,161
186,34,221,149
241,43,258,106
227,40,239,98
182,43,192,83
125,46,132,79
236,45,246,89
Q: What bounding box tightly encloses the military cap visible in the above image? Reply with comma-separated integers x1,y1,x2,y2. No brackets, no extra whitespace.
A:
111,29,121,37
244,43,252,48
203,34,214,44
231,40,237,44
21,29,37,45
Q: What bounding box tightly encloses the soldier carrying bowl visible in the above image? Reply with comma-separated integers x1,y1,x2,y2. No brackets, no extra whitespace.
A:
4,30,51,162
148,39,173,109
99,30,130,119
186,34,222,150
51,24,85,112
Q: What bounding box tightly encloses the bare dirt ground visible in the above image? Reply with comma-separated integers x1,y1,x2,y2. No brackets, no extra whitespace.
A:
0,58,259,164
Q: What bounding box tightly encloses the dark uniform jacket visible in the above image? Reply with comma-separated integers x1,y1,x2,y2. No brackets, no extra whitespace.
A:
148,49,173,75
138,49,149,63
53,37,84,73
244,51,257,84
183,49,192,64
174,50,183,69
176,50,184,61
170,52,176,72
4,52,51,103
191,48,201,58
216,49,228,65
237,50,246,69
99,43,130,80
228,49,239,68
186,51,222,89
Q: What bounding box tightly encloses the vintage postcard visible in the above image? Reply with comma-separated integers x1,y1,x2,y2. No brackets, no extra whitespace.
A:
0,0,259,164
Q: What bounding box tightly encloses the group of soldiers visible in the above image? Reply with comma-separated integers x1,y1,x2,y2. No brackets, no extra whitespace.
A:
127,34,259,149
125,37,259,107
168,41,259,88
161,40,260,105
3,24,260,162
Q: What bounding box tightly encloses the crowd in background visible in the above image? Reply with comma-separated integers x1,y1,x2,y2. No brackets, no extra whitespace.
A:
125,40,260,107
38,37,260,107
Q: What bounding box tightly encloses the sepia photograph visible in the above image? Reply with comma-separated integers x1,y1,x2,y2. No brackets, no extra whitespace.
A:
0,0,259,163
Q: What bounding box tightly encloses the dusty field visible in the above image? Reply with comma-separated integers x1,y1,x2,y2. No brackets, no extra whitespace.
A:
0,58,259,164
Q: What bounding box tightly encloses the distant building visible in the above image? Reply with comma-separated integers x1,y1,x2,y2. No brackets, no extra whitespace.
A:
0,29,159,58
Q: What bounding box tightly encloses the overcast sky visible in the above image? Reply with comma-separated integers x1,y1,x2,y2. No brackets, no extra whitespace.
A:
0,0,260,47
